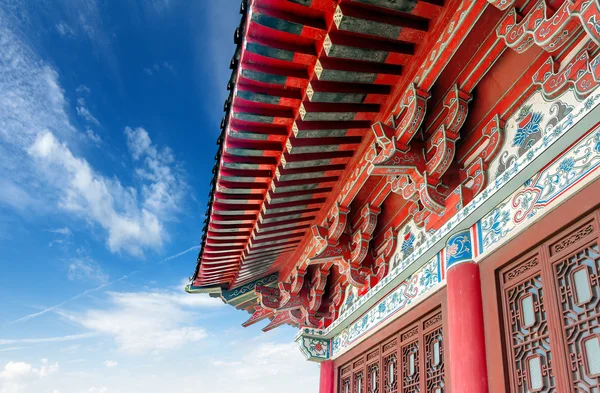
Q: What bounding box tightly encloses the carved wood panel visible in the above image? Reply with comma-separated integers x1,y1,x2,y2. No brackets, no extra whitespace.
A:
338,308,444,393
424,324,444,393
498,214,600,393
552,241,600,392
500,258,556,393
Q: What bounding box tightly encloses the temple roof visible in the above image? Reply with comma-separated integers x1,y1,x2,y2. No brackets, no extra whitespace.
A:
190,0,458,312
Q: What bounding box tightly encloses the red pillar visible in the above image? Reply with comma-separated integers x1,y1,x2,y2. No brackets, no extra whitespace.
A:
447,261,489,393
319,360,334,393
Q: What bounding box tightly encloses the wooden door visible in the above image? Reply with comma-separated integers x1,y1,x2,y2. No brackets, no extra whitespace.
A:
338,309,445,393
498,215,600,393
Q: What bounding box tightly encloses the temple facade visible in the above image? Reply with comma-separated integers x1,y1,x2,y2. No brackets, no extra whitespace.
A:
186,0,600,391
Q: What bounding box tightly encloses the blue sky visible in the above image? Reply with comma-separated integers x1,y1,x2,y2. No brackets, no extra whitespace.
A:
0,1,318,392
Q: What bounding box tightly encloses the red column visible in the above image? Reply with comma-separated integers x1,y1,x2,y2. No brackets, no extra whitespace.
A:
319,360,334,393
447,261,489,393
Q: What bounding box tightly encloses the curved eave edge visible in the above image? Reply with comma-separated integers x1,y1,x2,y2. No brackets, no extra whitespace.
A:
189,0,249,287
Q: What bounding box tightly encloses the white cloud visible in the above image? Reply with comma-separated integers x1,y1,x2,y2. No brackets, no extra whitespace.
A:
163,62,174,72
211,342,311,381
0,362,33,380
102,361,117,368
28,131,163,256
124,127,187,218
88,388,107,393
143,62,175,76
76,98,100,126
85,129,102,145
0,11,75,148
46,227,73,248
1,5,191,257
183,340,319,393
124,127,153,160
0,359,59,393
0,180,38,212
55,22,74,37
47,227,72,236
75,85,91,95
37,359,59,377
60,290,221,355
68,258,109,284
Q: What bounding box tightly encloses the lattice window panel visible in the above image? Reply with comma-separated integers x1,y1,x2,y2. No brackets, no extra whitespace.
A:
342,375,352,393
424,326,444,393
497,215,600,393
401,338,419,393
354,370,365,393
501,259,556,393
553,242,600,392
383,352,398,393
337,309,444,393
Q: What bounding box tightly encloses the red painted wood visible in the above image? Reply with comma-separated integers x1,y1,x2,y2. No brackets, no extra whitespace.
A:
447,261,488,393
320,360,335,393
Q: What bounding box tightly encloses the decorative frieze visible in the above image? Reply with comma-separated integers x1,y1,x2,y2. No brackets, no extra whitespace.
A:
294,83,600,360
493,0,600,52
478,121,600,254
331,257,442,357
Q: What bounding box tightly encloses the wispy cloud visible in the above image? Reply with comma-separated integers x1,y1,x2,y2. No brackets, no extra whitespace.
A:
5,245,199,325
55,21,74,37
0,180,38,212
161,245,200,264
0,348,25,353
85,129,102,146
0,333,97,346
124,126,188,219
47,227,73,248
68,257,109,284
2,2,192,260
75,85,91,95
76,98,101,126
4,271,139,326
47,227,72,236
59,290,220,354
29,131,164,256
143,62,175,76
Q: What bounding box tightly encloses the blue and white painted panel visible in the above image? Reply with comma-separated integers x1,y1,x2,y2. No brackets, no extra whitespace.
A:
478,124,600,254
331,256,442,357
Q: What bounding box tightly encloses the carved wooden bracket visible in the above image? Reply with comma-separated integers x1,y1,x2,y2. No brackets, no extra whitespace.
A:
385,83,431,149
309,223,374,290
309,225,351,271
373,227,398,284
256,284,320,329
496,0,600,54
533,42,600,101
370,85,473,231
327,203,350,242
459,115,505,197
262,311,294,332
255,285,283,311
327,283,345,324
308,266,330,313
242,306,274,327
